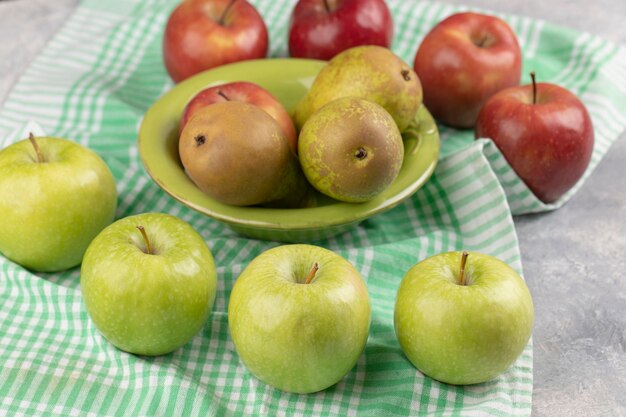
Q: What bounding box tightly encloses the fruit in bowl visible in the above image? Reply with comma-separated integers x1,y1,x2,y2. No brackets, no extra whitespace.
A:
294,45,423,132
475,73,594,203
178,46,422,210
138,59,440,241
179,101,313,207
180,81,298,154
163,0,268,83
299,97,404,202
413,12,522,128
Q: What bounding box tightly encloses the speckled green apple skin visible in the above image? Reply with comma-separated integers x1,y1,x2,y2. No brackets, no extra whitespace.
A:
0,137,117,272
80,213,217,356
394,251,534,385
228,244,371,393
294,45,422,132
298,97,404,203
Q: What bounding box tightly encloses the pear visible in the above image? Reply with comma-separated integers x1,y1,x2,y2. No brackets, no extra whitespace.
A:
179,101,311,207
294,45,422,132
298,97,404,203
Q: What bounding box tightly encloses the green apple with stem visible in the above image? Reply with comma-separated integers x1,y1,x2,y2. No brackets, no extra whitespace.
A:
394,251,534,385
0,133,117,272
80,212,217,356
228,244,371,393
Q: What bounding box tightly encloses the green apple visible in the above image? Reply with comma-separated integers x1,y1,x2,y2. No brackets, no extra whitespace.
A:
228,244,371,393
80,212,217,356
0,134,117,272
394,251,534,385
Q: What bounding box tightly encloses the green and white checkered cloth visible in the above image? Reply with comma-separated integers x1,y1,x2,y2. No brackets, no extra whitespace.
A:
1,0,625,415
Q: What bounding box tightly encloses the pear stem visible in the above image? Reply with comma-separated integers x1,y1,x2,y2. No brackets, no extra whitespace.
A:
28,132,44,163
136,226,153,255
304,262,319,284
459,251,469,286
530,71,537,105
218,0,237,25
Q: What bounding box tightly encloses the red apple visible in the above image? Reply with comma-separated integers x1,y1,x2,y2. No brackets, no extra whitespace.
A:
288,0,393,61
475,73,594,203
163,0,268,83
181,81,298,153
413,12,521,128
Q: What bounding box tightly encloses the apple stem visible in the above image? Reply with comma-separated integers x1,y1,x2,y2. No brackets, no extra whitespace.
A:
475,35,490,48
218,0,237,25
530,71,537,105
217,90,229,101
459,251,469,286
304,262,319,284
28,132,44,163
136,226,153,255
323,0,331,13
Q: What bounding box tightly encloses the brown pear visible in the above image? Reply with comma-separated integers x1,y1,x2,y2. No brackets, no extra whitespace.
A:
179,101,311,207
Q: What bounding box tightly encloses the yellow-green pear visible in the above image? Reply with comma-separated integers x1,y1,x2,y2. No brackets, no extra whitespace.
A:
298,97,404,203
294,45,422,132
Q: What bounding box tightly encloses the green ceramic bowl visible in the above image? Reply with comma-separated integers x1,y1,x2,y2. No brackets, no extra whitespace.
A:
138,58,439,242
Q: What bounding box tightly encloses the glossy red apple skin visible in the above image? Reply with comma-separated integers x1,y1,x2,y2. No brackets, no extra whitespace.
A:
163,0,268,83
475,82,594,203
181,82,298,153
288,0,393,61
413,12,522,128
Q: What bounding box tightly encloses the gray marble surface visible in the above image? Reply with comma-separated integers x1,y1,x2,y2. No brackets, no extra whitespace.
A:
1,0,624,416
